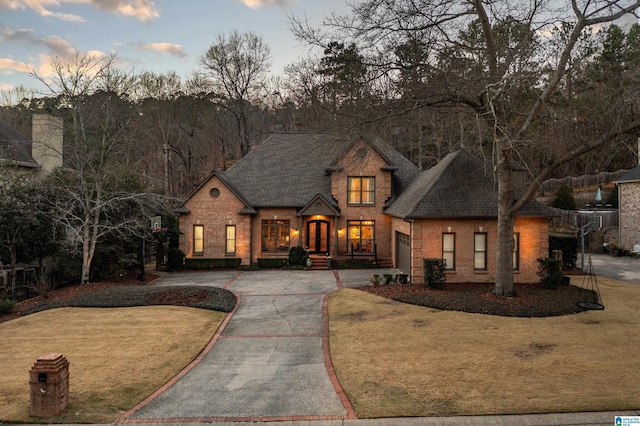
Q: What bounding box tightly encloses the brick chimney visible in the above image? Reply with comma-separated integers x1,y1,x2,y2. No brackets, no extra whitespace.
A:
32,114,63,174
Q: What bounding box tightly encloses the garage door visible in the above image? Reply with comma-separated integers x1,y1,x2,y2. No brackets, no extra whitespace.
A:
396,231,411,274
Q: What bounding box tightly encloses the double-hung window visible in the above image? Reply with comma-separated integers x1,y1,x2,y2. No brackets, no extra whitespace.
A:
226,225,236,255
348,177,375,205
474,233,487,270
442,233,455,270
193,224,204,255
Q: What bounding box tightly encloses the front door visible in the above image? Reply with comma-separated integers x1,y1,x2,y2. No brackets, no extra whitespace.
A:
307,220,330,254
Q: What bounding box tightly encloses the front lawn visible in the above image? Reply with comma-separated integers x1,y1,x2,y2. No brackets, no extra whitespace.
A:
0,306,226,423
329,276,640,417
0,282,236,423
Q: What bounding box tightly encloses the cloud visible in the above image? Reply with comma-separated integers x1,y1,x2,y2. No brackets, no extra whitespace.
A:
91,0,159,21
35,49,106,77
139,42,187,58
0,28,108,77
0,28,75,58
0,0,159,22
0,57,31,73
238,0,297,9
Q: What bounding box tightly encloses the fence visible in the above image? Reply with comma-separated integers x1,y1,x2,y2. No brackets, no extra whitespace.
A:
549,207,619,229
541,169,630,194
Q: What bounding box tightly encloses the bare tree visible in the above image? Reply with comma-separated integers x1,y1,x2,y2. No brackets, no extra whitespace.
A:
0,166,36,292
29,52,168,284
292,0,640,296
200,30,271,156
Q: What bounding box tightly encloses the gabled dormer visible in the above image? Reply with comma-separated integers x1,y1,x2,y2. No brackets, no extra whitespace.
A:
326,135,403,210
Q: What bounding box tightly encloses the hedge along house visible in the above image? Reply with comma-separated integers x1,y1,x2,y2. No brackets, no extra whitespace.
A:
176,134,551,282
386,150,551,283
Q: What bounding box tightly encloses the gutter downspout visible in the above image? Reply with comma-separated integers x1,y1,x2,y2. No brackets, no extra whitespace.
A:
404,217,414,282
249,214,255,265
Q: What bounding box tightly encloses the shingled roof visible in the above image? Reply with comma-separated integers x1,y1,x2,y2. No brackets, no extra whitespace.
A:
220,133,419,208
0,120,38,167
385,149,550,219
616,165,640,183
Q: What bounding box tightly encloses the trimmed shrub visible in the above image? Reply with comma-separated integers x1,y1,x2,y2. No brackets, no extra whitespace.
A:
288,246,308,266
167,248,185,271
0,299,16,315
537,258,563,289
383,274,396,285
423,258,446,289
257,258,288,268
183,258,242,269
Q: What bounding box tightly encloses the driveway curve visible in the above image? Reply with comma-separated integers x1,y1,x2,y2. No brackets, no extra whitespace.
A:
119,269,393,423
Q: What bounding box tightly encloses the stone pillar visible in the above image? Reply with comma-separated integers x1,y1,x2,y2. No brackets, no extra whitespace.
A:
29,354,70,417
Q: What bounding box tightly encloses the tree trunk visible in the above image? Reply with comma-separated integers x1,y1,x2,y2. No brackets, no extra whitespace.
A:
38,257,47,289
81,224,91,284
9,250,16,294
493,140,516,297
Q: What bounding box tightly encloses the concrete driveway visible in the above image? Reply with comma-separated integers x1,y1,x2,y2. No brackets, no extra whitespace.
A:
123,268,398,422
582,253,640,283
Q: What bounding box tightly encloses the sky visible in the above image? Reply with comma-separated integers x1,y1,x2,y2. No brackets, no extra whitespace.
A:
0,0,348,95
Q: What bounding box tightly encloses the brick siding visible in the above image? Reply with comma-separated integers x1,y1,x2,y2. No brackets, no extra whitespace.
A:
179,176,252,265
399,217,548,284
619,182,640,249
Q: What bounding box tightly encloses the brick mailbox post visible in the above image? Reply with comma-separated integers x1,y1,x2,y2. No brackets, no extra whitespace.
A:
29,354,70,417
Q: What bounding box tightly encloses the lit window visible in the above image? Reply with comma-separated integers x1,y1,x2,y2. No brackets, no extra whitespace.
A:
226,225,236,255
262,220,290,252
442,233,455,270
348,220,375,253
193,224,204,255
348,177,375,205
474,233,487,270
513,233,520,271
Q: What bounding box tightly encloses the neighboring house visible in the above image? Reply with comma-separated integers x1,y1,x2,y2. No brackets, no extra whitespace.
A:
0,120,39,169
0,114,64,175
0,114,64,288
176,133,551,283
615,163,640,250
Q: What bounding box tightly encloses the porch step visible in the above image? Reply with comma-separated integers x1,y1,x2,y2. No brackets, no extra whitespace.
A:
376,259,394,268
307,255,330,270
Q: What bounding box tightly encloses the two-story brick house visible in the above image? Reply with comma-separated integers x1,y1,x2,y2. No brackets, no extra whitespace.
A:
176,133,551,283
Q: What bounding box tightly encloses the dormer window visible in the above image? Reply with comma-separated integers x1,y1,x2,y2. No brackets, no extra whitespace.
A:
348,177,375,205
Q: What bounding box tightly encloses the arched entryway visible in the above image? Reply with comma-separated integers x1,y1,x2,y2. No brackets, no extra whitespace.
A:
307,220,330,254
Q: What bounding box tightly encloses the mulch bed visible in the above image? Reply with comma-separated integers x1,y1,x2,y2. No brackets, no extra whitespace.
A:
356,281,592,317
0,271,237,324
